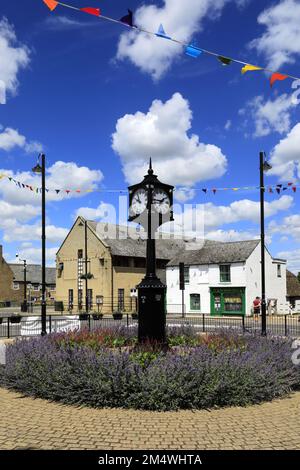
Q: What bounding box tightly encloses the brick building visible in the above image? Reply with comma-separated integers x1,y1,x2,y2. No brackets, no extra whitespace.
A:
0,245,56,306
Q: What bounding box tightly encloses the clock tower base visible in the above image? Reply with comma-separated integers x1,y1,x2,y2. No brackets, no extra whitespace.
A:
137,277,166,344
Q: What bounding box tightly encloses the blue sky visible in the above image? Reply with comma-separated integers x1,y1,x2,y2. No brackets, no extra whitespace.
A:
1,0,300,271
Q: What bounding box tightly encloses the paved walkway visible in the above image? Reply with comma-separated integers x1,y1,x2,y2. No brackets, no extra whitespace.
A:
1,388,300,450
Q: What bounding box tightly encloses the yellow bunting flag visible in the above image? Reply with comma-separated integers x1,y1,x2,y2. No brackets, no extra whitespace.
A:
43,0,59,11
241,64,262,75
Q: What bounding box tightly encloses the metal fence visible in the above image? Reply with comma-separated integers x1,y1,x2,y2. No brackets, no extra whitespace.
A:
1,313,300,339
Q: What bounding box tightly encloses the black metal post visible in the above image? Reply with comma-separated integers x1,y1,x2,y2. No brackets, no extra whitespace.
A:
41,154,47,336
84,220,89,313
260,151,267,336
23,260,27,312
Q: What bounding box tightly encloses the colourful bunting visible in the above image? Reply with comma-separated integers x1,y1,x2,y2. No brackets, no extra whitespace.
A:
212,189,217,194
120,9,134,27
276,188,281,194
218,56,232,66
202,189,207,194
80,7,101,17
43,0,58,11
270,72,288,87
156,24,171,40
292,187,297,193
185,45,202,58
241,64,262,74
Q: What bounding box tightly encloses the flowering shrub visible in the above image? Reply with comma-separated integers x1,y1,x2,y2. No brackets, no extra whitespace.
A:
2,329,299,411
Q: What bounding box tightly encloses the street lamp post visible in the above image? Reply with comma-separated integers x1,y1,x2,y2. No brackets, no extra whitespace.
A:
16,255,27,312
32,154,47,336
259,151,272,337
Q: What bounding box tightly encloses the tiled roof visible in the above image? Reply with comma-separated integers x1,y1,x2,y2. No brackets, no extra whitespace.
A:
87,221,187,260
286,270,300,297
167,239,260,266
9,264,56,285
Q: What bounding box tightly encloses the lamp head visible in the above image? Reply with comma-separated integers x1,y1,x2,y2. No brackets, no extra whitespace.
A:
32,154,44,174
263,161,272,172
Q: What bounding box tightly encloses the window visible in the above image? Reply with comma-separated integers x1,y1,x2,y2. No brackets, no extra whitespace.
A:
68,289,74,310
33,284,40,291
118,289,125,311
224,294,242,312
184,266,190,284
88,289,93,309
12,282,19,290
190,293,201,311
78,289,83,310
57,262,64,278
277,264,282,278
78,249,83,259
220,265,231,283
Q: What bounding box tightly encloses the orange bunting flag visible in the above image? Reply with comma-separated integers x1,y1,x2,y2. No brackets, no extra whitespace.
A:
241,64,262,74
43,0,59,11
270,72,288,87
80,7,101,17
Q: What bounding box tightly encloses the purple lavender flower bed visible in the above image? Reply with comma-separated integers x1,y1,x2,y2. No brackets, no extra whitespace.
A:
1,327,299,411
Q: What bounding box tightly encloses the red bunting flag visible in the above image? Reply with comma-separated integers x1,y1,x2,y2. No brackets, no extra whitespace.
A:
43,0,59,11
292,186,297,193
66,190,71,194
80,7,101,17
270,72,288,87
212,189,217,194
268,187,273,193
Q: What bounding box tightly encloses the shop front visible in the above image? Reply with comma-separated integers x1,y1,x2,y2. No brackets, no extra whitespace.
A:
210,287,245,316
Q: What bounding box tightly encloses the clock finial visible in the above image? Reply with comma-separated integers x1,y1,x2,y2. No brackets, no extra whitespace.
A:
148,158,153,175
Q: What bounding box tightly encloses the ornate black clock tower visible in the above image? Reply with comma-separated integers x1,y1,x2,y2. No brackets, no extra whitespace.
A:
128,159,174,343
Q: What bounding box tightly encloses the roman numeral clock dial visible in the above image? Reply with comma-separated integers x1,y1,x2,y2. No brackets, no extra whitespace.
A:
152,188,170,214
129,188,148,217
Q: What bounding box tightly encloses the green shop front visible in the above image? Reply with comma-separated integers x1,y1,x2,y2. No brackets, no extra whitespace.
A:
210,287,245,316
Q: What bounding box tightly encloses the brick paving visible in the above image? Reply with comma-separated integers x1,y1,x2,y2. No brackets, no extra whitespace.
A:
0,388,300,450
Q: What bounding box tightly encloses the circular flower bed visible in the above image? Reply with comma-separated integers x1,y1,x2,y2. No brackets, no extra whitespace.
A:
1,326,299,411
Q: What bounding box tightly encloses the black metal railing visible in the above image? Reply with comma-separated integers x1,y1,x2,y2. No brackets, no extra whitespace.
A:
0,313,300,339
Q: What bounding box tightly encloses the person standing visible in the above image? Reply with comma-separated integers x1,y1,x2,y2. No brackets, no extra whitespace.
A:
253,296,261,321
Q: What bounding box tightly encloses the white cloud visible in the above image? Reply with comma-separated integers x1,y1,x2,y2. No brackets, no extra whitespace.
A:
0,161,103,207
205,228,267,242
269,122,300,179
0,17,30,103
240,94,296,138
0,126,42,152
9,246,58,267
112,93,227,195
0,200,39,224
117,0,246,80
224,120,232,131
3,223,68,244
171,196,293,235
75,202,113,221
269,214,300,242
277,248,300,274
250,0,300,70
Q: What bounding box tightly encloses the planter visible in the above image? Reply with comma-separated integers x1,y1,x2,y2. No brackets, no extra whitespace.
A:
113,312,123,320
79,313,89,321
131,313,138,320
92,314,103,321
10,315,22,324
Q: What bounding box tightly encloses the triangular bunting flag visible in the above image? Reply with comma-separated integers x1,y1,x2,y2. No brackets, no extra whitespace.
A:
66,190,71,194
202,189,207,194
288,182,293,186
43,0,58,11
55,190,61,194
120,9,134,27
76,190,81,193
268,187,273,193
185,45,202,58
277,184,283,188
241,64,262,74
276,188,281,194
80,7,101,17
270,72,288,87
218,56,232,66
283,187,288,191
45,189,49,193
156,24,171,40
212,189,217,194
292,186,297,192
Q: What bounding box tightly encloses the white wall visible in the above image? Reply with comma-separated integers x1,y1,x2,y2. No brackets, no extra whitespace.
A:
167,242,287,316
246,243,286,315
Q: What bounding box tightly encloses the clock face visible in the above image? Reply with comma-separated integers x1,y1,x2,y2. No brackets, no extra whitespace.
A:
152,188,171,214
130,188,148,216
